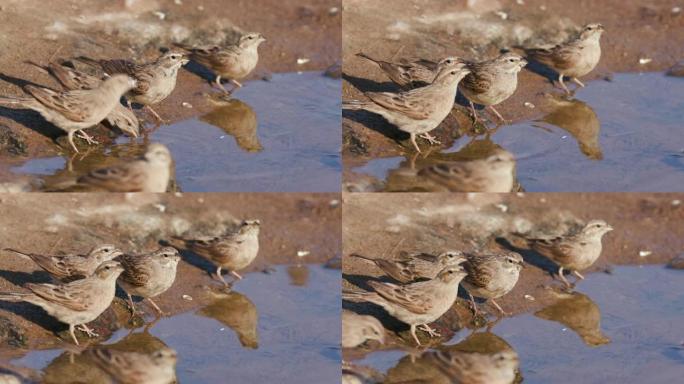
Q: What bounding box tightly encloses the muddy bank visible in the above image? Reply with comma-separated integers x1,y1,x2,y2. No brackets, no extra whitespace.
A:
342,193,684,347
0,193,341,351
342,0,684,160
0,0,341,161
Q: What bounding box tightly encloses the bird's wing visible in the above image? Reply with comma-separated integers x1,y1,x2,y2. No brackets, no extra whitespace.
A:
369,280,433,314
25,282,89,311
23,85,89,122
364,90,431,120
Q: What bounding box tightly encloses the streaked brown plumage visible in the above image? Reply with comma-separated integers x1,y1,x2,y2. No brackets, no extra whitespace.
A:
87,346,178,384
356,53,460,89
4,244,123,282
351,250,465,283
118,247,180,316
461,250,524,316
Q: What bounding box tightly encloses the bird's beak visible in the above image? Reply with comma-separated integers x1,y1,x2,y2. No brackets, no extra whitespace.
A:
520,58,528,67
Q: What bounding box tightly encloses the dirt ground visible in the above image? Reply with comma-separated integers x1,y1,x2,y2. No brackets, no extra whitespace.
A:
0,193,341,352
342,0,684,168
0,0,341,173
342,193,684,349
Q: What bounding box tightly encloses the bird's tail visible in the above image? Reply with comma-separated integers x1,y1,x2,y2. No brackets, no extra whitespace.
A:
3,248,33,259
349,253,375,262
342,100,370,111
0,96,33,108
356,52,381,64
24,60,50,75
0,292,30,302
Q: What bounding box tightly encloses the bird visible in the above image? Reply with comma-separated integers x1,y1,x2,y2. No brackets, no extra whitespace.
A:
343,265,467,345
458,52,527,124
0,260,124,345
117,247,181,316
4,244,123,282
523,23,604,94
25,60,140,138
386,148,516,193
356,53,461,89
342,311,385,348
169,220,261,286
0,74,137,152
351,250,465,283
46,142,173,192
197,290,259,349
86,346,178,384
343,61,470,153
176,32,266,94
461,250,524,316
516,219,613,287
78,51,188,123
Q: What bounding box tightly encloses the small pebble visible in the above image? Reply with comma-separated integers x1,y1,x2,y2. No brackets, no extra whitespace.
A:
638,58,652,65
153,11,166,20
174,0,182,4
639,250,652,258
297,250,310,258
182,294,193,301
297,58,310,65
672,6,682,13
524,101,535,108
182,102,193,108
667,254,684,269
329,7,339,15
672,199,681,206
494,11,508,20
524,294,535,301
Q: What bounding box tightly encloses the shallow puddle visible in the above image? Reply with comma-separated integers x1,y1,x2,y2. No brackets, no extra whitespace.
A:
7,264,341,383
354,265,684,383
10,72,342,192
350,72,684,192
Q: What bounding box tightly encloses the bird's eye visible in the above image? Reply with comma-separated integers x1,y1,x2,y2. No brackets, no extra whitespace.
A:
248,36,255,40
104,248,110,252
105,265,111,270
450,71,457,75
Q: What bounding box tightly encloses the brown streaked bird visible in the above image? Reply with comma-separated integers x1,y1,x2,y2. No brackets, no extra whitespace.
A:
343,265,467,346
79,51,188,123
118,247,181,316
4,244,123,282
524,23,604,94
516,219,613,287
343,61,470,153
351,250,465,283
169,220,261,286
176,32,266,94
197,290,259,349
0,260,124,345
47,142,173,192
461,250,524,316
26,60,140,138
342,311,385,348
356,53,461,89
459,52,527,124
535,290,610,346
0,74,137,152
86,346,178,384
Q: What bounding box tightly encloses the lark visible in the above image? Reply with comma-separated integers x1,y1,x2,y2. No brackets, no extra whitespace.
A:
356,53,461,89
524,23,604,94
0,75,137,152
177,32,266,94
79,51,188,122
87,346,177,384
459,52,527,124
47,143,173,192
343,265,467,345
4,244,123,282
118,247,181,316
351,250,465,283
517,220,613,287
0,261,124,345
170,220,260,286
343,62,470,153
461,250,524,316
26,60,140,138
342,311,385,348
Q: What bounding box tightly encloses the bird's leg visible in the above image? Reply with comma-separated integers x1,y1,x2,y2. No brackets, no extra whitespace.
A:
573,270,585,280
571,77,585,88
230,79,243,88
75,130,99,145
144,105,164,124
418,324,441,338
487,105,507,124
67,131,79,153
146,298,165,317
409,133,422,153
469,100,482,124
230,270,243,280
558,74,570,94
410,324,421,346
127,293,138,316
558,266,572,288
69,324,79,345
468,292,480,316
489,299,509,317
78,324,99,338
215,266,230,286
419,132,441,145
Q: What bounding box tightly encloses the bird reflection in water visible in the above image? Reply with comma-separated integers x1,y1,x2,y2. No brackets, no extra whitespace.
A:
200,96,262,152
535,290,610,346
196,289,259,349
536,96,603,160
